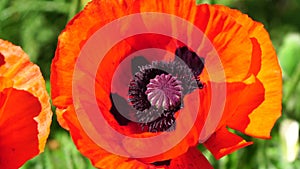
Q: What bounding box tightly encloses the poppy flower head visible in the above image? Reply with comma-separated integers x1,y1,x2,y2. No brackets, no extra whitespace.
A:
51,0,281,168
0,39,52,168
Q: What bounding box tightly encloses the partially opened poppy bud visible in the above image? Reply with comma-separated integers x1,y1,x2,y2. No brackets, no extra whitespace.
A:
0,39,52,169
51,0,282,168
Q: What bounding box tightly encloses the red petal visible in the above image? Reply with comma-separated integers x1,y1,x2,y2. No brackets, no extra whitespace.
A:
214,5,282,138
227,77,265,132
169,147,213,169
51,0,140,108
201,78,263,158
62,105,149,169
215,77,265,131
0,39,52,151
204,127,253,159
137,2,253,82
248,38,262,76
0,88,41,168
245,36,282,138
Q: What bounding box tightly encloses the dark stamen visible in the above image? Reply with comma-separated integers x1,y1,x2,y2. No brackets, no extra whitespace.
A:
152,61,198,94
131,56,150,75
138,109,177,132
147,111,176,132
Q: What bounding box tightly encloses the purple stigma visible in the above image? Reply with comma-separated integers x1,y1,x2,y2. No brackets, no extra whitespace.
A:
145,74,182,110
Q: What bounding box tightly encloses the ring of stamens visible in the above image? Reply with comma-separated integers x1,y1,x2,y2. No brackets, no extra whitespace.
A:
126,47,205,133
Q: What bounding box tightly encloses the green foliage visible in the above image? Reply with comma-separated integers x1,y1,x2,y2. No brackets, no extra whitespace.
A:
20,131,95,169
279,33,300,78
0,0,83,79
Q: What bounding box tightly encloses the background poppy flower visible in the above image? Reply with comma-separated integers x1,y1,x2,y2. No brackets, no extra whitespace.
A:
51,0,281,168
0,39,52,169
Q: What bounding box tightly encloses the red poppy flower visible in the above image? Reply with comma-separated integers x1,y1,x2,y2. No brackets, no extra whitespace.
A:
51,0,281,168
0,39,52,169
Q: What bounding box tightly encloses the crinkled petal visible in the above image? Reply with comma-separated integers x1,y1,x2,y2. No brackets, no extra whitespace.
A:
169,147,213,169
204,126,253,159
62,105,150,169
0,39,52,151
0,88,41,168
51,0,140,108
214,5,282,138
227,77,265,133
138,1,253,82
216,76,265,131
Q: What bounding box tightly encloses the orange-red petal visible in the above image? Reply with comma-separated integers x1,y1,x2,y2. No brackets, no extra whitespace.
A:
51,0,140,108
62,105,150,169
246,33,282,138
137,1,253,82
52,1,255,109
215,77,265,132
169,147,213,169
61,103,212,169
226,77,265,132
0,39,52,151
0,88,41,168
204,126,253,159
214,5,282,138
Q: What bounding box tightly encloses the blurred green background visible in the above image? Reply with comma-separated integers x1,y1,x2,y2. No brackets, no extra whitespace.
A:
1,0,299,168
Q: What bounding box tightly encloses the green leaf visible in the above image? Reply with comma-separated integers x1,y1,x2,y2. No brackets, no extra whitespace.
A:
278,33,300,78
81,0,91,9
196,0,211,5
21,131,95,169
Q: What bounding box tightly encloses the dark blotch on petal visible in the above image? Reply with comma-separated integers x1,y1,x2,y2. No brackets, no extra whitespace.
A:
175,46,205,77
152,159,171,166
0,52,5,66
110,93,131,126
